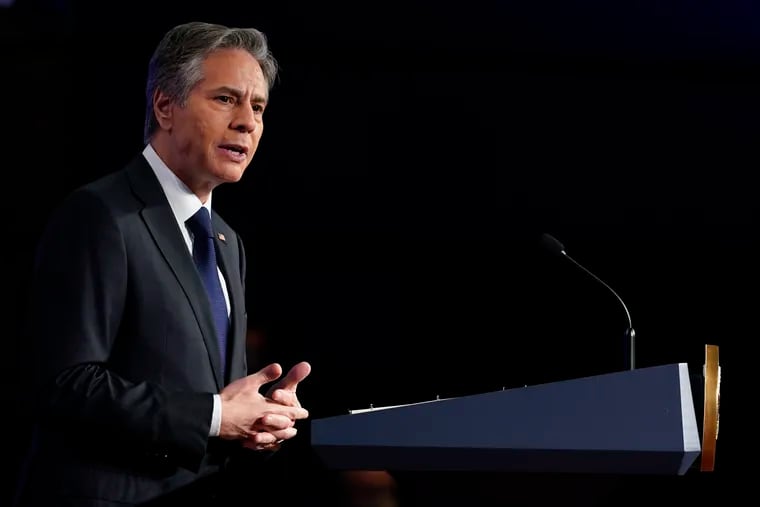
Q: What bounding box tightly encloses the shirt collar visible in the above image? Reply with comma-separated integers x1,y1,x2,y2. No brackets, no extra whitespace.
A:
142,143,212,223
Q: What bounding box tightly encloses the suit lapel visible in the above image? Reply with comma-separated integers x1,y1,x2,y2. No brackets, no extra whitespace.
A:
126,156,225,390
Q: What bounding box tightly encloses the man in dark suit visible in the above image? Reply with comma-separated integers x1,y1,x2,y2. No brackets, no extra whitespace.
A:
13,21,311,506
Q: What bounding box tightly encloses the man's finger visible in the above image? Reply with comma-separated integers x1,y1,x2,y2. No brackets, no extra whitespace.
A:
270,388,298,406
271,361,311,391
245,431,280,446
248,363,282,389
256,413,295,431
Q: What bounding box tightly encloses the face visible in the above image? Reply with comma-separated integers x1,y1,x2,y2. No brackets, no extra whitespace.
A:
152,48,268,200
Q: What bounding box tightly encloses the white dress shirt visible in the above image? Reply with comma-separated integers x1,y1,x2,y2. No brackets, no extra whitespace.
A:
142,143,226,437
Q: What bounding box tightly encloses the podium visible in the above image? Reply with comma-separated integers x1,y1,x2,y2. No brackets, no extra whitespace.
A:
311,363,704,475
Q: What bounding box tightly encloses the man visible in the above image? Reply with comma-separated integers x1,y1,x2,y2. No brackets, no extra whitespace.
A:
13,21,311,506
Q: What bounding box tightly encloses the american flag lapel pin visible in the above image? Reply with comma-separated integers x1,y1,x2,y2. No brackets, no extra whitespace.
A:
217,232,226,242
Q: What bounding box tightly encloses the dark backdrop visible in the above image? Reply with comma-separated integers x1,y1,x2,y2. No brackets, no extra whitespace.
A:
2,0,753,504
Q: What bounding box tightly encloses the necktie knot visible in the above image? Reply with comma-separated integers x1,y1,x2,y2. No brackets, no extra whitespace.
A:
187,207,214,239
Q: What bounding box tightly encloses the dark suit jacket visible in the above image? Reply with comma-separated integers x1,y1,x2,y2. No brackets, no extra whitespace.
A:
15,153,251,506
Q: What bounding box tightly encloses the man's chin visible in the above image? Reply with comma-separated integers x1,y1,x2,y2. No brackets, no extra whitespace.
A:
216,165,247,184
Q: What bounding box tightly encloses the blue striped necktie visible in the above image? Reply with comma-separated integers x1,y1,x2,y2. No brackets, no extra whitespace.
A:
186,207,229,377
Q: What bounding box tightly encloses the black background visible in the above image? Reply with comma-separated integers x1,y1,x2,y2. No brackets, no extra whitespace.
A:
2,0,753,504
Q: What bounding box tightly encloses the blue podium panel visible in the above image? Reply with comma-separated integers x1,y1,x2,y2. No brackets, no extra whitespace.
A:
311,363,701,475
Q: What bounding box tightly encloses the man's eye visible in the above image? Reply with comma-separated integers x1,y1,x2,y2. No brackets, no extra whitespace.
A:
217,96,234,104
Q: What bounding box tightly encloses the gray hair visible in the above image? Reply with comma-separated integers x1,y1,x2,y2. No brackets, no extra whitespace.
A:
143,21,278,143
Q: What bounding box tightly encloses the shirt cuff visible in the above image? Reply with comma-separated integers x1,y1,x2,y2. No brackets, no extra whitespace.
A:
209,394,222,437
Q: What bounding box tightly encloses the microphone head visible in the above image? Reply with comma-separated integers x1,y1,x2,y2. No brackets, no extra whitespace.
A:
540,233,566,256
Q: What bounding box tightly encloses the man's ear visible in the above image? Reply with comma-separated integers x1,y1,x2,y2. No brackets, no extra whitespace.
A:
153,89,174,130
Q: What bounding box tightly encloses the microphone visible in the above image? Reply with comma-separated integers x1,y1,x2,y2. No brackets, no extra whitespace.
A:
540,233,636,371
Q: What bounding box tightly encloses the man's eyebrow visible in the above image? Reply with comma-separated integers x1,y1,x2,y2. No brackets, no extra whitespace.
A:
211,86,268,104
251,93,268,105
211,86,243,97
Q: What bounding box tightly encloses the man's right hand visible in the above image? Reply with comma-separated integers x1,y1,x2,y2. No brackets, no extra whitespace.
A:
218,363,309,447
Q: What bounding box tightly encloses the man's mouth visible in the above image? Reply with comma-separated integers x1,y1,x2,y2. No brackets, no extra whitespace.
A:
219,143,248,155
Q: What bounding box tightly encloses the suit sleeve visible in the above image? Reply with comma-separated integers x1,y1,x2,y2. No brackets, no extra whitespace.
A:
28,188,212,471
